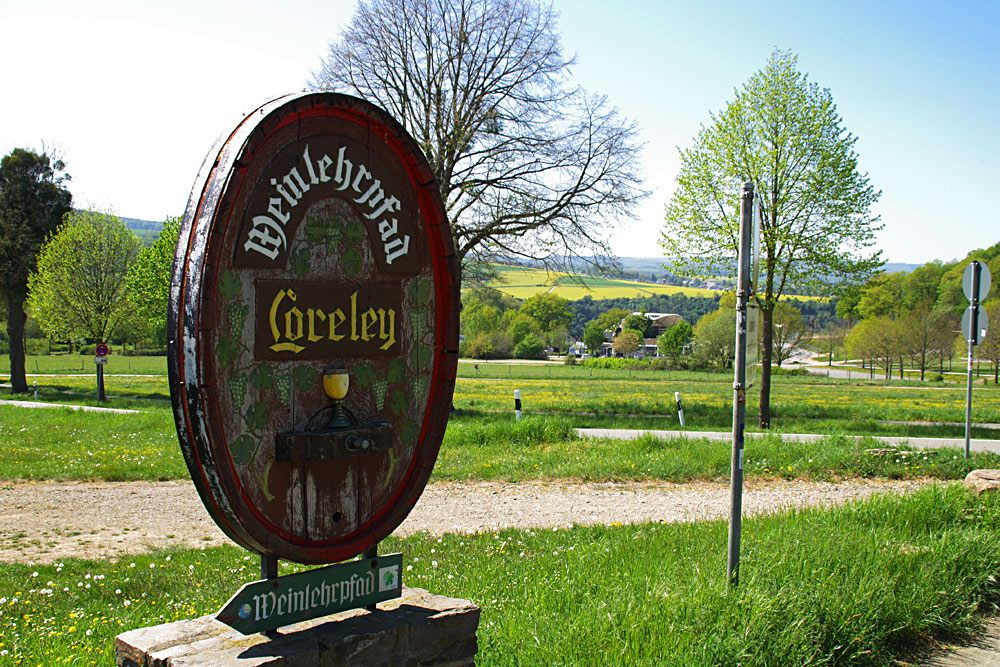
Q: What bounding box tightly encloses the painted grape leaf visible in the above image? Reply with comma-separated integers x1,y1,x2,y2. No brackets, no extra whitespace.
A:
219,270,241,300
217,336,239,367
342,249,362,277
244,402,269,431
303,215,327,243
290,248,311,277
250,364,274,390
411,278,431,305
293,365,319,392
409,345,432,372
229,434,256,465
353,361,374,388
344,218,364,245
387,358,405,384
389,389,409,416
401,421,420,446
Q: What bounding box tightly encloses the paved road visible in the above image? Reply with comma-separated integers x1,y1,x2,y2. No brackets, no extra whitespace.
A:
575,428,1000,454
920,619,1000,666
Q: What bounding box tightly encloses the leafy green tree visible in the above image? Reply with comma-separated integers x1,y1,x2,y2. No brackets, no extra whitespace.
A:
657,320,692,367
314,0,647,279
506,314,539,347
463,331,512,359
611,330,641,357
771,302,807,367
834,285,863,328
692,308,736,371
819,321,847,365
0,148,72,393
899,306,956,381
857,272,906,319
979,301,1000,383
462,286,520,315
27,210,142,344
462,303,502,339
902,261,944,310
583,319,608,355
595,307,630,332
519,293,572,334
125,218,179,344
846,316,901,380
623,313,657,338
660,50,882,426
513,333,546,360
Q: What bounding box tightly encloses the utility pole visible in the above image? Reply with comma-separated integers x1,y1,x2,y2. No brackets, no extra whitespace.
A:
727,182,753,586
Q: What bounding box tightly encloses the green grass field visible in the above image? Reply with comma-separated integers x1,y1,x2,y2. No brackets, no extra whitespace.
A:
2,357,998,482
3,357,1000,664
478,263,828,301
1,486,999,665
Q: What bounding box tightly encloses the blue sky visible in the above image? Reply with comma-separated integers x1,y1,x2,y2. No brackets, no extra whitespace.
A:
2,0,996,264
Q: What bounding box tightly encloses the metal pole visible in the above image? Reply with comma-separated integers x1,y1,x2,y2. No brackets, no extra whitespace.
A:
97,362,106,403
363,542,380,611
261,553,278,580
965,262,981,459
727,182,753,587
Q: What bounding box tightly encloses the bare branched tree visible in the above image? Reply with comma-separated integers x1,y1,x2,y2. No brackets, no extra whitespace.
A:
312,0,647,280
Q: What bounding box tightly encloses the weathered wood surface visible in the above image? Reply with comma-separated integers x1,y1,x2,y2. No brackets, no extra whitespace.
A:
168,92,459,564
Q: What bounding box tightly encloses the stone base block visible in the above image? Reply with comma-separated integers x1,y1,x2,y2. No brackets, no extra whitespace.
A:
115,587,479,666
965,469,1000,495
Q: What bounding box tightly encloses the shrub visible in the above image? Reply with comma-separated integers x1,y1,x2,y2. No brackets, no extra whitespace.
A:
928,373,944,382
462,332,513,359
513,334,546,360
25,338,51,355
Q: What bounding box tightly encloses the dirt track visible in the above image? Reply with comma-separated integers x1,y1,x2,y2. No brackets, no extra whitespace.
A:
0,477,934,563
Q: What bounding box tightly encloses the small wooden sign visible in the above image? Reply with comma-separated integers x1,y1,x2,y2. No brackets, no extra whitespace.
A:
168,92,459,564
216,553,402,635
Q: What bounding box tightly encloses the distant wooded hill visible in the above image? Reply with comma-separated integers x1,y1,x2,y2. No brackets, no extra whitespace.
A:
119,216,163,246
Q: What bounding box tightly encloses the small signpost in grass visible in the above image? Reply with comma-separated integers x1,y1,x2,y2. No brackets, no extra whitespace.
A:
962,260,991,458
216,554,402,635
94,343,109,402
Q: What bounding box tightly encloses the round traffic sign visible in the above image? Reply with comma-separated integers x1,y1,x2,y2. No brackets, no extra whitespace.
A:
962,305,989,346
95,343,110,357
962,261,992,303
168,92,459,564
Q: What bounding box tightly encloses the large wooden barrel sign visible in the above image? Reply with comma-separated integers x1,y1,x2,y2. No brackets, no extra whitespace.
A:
168,92,459,564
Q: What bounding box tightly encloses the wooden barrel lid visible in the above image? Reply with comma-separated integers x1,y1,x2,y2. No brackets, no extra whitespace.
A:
168,92,459,564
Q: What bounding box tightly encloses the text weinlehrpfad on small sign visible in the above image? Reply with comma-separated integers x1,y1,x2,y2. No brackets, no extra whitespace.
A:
168,92,459,632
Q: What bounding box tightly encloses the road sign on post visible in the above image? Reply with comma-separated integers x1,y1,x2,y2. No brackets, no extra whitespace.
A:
727,182,753,587
963,262,992,302
962,306,989,346
963,261,991,458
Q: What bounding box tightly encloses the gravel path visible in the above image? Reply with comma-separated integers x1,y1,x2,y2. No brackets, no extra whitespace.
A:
0,478,935,564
